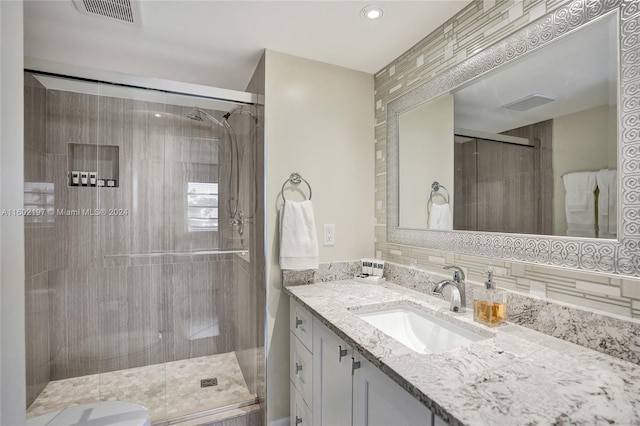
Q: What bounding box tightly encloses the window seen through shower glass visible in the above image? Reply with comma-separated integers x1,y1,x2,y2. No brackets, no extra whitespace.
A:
187,181,218,231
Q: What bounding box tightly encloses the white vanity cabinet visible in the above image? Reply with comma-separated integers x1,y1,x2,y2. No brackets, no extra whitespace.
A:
352,354,433,426
312,318,354,426
290,296,441,426
290,298,314,425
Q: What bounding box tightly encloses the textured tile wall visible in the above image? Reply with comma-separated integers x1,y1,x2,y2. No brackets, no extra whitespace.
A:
41,88,242,381
373,0,640,319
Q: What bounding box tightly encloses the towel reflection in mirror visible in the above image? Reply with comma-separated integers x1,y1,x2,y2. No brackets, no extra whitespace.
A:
562,169,616,238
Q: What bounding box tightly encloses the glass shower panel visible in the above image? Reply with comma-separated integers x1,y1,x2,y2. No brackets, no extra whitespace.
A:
96,83,167,421
501,139,537,234
45,77,103,384
454,137,538,234
476,138,505,232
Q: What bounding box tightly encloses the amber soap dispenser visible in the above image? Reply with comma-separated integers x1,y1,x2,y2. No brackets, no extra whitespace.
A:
473,271,507,327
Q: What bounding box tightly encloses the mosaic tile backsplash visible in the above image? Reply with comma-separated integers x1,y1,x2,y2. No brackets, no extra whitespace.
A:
372,0,640,319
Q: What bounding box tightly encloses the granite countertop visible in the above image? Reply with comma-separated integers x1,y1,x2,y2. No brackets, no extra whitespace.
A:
284,279,640,426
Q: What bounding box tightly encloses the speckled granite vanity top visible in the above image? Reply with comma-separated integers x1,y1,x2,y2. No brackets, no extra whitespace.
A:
284,280,640,426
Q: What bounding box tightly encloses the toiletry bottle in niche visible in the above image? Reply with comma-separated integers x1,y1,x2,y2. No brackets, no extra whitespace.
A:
473,271,507,327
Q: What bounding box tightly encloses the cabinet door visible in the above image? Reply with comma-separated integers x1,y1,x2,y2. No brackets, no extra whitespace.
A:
352,355,433,426
312,318,353,426
291,383,313,426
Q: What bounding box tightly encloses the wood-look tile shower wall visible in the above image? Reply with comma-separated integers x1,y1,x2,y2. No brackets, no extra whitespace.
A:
27,84,245,386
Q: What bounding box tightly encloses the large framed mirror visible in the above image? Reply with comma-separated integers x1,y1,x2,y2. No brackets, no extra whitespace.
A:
387,0,640,277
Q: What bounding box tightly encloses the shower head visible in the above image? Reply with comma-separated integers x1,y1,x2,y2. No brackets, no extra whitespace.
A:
227,106,259,124
186,107,225,127
186,107,204,121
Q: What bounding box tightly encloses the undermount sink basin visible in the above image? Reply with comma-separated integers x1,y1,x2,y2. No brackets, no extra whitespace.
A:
354,302,490,354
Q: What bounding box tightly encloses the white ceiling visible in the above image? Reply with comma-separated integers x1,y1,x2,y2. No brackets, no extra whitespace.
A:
24,0,471,92
453,13,617,134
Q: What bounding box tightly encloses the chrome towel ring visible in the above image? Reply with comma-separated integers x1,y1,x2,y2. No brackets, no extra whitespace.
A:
281,172,312,201
428,181,450,205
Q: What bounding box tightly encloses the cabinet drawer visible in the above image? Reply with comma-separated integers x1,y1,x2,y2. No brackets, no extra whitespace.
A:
291,331,313,407
290,298,313,350
291,383,313,426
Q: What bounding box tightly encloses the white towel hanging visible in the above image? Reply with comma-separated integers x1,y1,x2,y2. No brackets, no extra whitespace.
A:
563,171,597,237
279,200,319,270
596,169,617,238
429,203,453,231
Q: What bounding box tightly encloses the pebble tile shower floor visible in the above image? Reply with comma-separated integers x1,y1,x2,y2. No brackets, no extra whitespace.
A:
26,352,255,424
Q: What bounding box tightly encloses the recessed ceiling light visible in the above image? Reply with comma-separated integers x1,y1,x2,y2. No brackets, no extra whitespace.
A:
154,113,162,118
361,5,383,20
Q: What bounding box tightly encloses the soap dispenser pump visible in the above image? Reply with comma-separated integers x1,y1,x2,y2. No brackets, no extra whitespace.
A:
473,271,507,327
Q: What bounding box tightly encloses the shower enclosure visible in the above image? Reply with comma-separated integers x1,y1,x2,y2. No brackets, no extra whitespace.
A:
23,71,265,424
453,120,553,235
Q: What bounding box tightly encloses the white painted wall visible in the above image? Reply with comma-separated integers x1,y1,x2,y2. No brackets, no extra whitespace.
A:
264,50,374,423
552,104,617,236
398,94,453,229
0,0,27,423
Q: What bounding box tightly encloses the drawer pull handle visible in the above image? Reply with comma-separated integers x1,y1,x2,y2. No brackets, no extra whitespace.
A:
295,416,303,425
339,345,348,362
295,317,303,328
295,362,303,373
351,358,361,375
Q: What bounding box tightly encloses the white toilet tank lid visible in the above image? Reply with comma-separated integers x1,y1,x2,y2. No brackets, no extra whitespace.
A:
27,401,150,426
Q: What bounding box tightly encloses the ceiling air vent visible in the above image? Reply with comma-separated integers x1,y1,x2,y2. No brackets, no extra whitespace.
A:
72,0,140,25
502,93,556,111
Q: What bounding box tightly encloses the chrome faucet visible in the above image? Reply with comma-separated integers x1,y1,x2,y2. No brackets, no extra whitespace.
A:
444,265,465,285
433,266,466,313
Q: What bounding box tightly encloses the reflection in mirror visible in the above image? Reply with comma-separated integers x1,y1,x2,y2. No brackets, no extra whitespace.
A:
399,94,453,229
398,14,618,239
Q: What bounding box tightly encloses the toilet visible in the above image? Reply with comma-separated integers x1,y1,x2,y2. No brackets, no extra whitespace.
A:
27,401,150,426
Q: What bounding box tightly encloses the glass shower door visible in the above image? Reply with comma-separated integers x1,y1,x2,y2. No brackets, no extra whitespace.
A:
96,83,168,422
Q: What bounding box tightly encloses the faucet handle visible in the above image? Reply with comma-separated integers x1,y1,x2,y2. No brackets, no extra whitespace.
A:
444,265,465,282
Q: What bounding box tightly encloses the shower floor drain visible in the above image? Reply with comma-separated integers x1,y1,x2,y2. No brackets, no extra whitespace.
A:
200,378,218,388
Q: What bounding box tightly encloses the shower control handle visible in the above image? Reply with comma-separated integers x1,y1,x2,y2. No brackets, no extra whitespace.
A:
339,345,348,362
295,317,303,328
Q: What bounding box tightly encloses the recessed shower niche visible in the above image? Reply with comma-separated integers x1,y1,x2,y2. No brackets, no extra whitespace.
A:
67,143,119,187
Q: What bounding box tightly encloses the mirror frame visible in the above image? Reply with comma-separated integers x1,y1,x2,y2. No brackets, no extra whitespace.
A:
387,0,640,278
